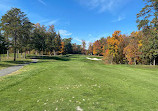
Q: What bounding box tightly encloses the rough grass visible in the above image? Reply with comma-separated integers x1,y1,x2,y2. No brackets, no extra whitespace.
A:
0,55,158,111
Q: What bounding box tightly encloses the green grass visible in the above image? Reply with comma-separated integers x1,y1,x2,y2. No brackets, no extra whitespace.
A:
1,55,158,110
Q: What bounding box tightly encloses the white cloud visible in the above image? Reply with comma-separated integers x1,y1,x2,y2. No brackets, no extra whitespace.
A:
74,38,82,43
59,30,72,37
45,20,58,26
38,0,47,6
112,15,125,22
77,0,130,13
36,19,58,26
37,19,49,23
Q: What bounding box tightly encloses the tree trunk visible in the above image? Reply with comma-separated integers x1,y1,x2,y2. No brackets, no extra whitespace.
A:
14,48,16,61
53,50,56,56
153,58,156,66
42,50,44,56
134,58,136,65
111,55,113,64
17,49,19,58
36,51,37,55
39,52,40,56
7,50,9,59
50,51,52,56
3,49,5,57
21,52,23,58
13,36,17,61
24,51,26,59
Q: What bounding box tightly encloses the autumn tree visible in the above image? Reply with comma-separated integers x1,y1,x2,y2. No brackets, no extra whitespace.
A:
106,31,123,63
124,40,138,65
93,40,102,56
88,42,93,55
59,41,65,55
81,40,86,55
103,49,113,64
123,31,143,65
72,43,81,54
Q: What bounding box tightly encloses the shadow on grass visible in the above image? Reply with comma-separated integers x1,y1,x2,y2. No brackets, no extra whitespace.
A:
0,60,31,69
0,64,13,68
0,55,70,69
4,60,31,64
27,55,70,61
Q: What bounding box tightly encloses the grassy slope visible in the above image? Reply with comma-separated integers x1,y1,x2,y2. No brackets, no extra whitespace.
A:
0,55,158,110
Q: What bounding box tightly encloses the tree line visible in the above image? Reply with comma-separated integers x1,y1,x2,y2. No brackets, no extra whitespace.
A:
0,8,87,61
87,0,158,65
0,0,157,65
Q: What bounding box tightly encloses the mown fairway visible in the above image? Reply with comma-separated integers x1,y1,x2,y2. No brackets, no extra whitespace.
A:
1,55,158,111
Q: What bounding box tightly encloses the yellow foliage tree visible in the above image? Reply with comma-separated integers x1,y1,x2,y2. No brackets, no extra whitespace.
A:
59,42,65,55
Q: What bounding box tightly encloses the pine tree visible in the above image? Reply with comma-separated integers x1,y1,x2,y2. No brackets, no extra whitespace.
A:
54,32,62,55
46,25,56,56
0,8,32,61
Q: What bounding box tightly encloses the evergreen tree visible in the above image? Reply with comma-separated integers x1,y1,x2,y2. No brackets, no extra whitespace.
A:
32,23,47,55
0,8,32,61
63,38,72,54
46,25,56,56
0,33,8,61
54,32,62,55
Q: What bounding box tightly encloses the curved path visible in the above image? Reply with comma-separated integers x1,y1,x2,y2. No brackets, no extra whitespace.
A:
0,59,38,77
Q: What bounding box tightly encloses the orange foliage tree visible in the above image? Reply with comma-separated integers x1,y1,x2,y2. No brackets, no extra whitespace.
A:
103,49,113,64
59,42,65,55
106,31,123,63
123,31,142,64
93,40,102,55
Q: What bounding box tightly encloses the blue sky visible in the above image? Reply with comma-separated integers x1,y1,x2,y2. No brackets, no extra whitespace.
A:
0,0,145,46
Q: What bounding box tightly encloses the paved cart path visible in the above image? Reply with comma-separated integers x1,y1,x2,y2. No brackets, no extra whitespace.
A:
0,59,38,77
